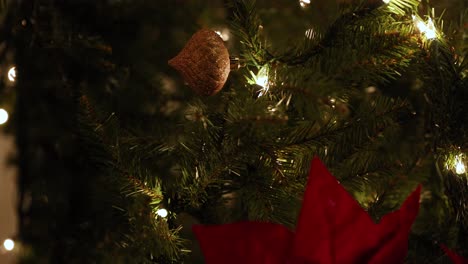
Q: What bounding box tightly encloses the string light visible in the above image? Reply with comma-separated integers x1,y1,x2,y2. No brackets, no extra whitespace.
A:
254,66,270,97
366,86,377,94
412,15,437,40
0,109,8,125
156,208,168,218
305,28,315,39
214,28,230,42
8,66,16,82
3,239,14,251
299,0,310,8
454,154,466,175
267,105,278,113
382,0,391,3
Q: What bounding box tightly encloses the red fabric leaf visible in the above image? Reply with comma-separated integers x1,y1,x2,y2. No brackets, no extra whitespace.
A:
192,222,293,264
292,157,421,264
293,157,375,263
441,244,468,264
367,184,421,264
193,157,421,264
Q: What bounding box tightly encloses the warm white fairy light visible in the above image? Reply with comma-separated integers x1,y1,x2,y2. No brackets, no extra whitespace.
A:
3,239,14,251
255,67,270,97
256,72,269,88
412,16,437,40
248,66,271,97
456,161,466,175
454,154,466,175
299,0,310,8
382,0,391,4
214,28,230,42
0,109,8,125
305,28,315,39
413,16,425,29
156,208,168,218
8,66,16,82
423,18,437,39
366,86,377,94
267,105,278,113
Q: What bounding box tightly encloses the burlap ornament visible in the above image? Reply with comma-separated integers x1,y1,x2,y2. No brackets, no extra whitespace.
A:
169,29,230,96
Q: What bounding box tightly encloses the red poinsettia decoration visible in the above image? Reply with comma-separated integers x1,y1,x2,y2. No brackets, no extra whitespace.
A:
193,157,421,264
441,244,468,264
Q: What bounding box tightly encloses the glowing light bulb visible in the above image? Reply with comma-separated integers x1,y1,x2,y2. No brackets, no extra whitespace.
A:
366,86,377,93
3,239,14,251
456,162,466,174
8,66,16,82
382,0,391,3
455,155,466,175
156,208,168,218
0,109,8,125
214,29,230,42
424,18,437,39
255,67,270,97
299,0,310,8
412,16,437,40
256,73,269,88
305,28,315,39
412,15,427,31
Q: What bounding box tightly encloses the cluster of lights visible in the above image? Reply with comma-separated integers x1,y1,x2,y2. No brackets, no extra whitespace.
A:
3,238,14,251
0,2,456,260
412,16,437,40
299,0,438,40
0,66,14,126
445,153,466,175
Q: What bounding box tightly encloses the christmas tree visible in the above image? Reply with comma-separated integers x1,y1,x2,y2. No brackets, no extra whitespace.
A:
0,0,467,263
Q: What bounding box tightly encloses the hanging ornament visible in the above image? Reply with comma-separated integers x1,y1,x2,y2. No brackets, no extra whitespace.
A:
168,29,230,96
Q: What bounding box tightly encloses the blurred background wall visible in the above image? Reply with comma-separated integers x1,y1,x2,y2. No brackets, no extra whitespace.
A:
0,131,16,264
